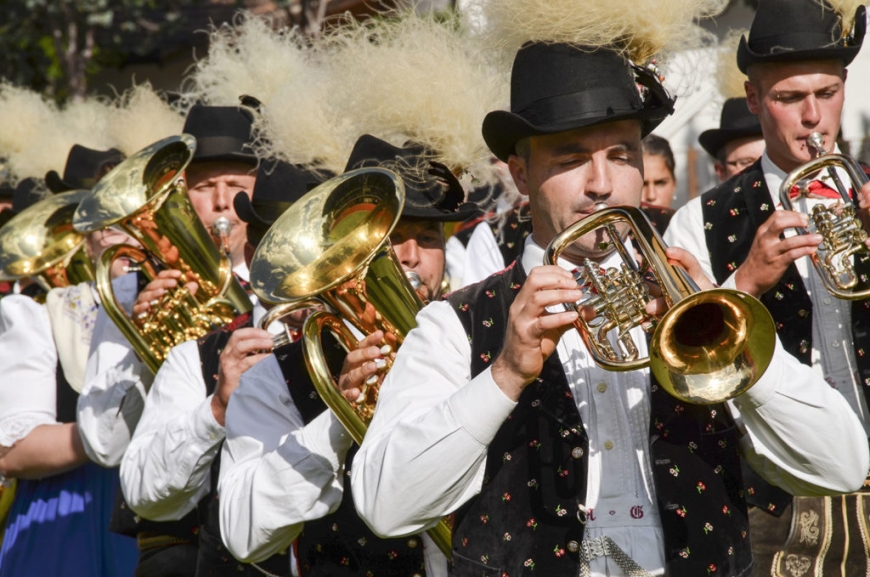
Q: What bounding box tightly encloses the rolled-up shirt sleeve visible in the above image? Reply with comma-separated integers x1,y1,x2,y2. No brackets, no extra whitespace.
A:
120,340,224,520
219,354,354,563
351,300,517,537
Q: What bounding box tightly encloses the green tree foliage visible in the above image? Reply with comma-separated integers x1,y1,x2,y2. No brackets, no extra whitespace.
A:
0,0,209,101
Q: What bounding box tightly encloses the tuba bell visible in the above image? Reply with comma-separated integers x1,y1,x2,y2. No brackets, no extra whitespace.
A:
545,204,777,404
251,167,452,557
780,131,870,299
73,135,253,374
0,189,96,294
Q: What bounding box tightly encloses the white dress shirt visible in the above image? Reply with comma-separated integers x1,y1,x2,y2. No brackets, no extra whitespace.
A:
0,295,58,449
351,234,869,577
78,273,151,467
664,151,870,437
119,296,270,521
219,327,448,576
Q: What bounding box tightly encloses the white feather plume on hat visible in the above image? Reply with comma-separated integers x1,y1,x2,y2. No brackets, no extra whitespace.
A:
108,83,184,156
717,29,749,101
822,0,866,33
320,10,510,184
481,0,728,67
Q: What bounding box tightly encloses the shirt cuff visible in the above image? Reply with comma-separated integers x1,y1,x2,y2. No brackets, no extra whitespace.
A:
197,395,227,445
447,366,518,446
295,410,354,471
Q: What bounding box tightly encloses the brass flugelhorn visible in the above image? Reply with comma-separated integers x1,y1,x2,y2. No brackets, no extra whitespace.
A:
251,167,452,557
780,131,870,299
546,204,776,404
73,135,253,374
0,189,95,293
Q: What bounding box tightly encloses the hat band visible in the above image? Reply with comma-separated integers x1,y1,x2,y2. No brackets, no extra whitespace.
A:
195,136,254,159
515,86,643,127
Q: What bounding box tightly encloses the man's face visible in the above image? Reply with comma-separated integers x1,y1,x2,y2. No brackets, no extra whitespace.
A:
84,228,138,279
508,120,644,264
641,153,676,208
714,136,765,182
185,161,257,268
389,218,445,301
745,60,846,172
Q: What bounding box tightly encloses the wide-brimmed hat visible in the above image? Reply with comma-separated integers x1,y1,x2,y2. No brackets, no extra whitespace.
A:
44,145,125,193
234,158,328,248
344,134,478,222
698,98,763,158
182,104,258,165
737,0,866,74
482,43,675,162
0,178,48,229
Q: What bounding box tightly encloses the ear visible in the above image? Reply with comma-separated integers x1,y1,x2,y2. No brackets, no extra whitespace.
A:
507,154,531,198
744,80,761,114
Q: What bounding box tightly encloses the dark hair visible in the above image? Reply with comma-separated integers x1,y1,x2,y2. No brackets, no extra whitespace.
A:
642,134,675,176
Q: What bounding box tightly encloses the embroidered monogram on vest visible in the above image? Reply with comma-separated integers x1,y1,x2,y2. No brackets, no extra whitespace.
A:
446,259,750,576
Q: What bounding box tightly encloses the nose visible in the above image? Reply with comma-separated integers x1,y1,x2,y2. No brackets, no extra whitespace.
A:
393,238,420,270
801,96,821,127
586,156,613,200
212,180,231,211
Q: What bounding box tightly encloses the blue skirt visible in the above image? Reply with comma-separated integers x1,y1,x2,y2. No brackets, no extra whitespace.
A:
0,461,138,577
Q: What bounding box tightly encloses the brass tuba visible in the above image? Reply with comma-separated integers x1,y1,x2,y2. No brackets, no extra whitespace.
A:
251,167,452,557
0,189,95,293
73,135,253,374
780,131,870,299
545,204,777,404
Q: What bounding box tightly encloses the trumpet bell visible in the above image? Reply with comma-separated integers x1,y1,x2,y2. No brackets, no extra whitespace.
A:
650,289,775,404
0,189,95,291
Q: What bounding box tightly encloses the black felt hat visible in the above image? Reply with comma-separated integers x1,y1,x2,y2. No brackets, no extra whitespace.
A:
343,134,478,222
482,43,675,162
0,178,48,229
737,0,866,74
698,98,763,158
234,158,328,248
183,104,258,165
44,145,125,193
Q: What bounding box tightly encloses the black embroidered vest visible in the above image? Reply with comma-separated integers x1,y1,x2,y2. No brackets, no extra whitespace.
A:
194,313,290,577
700,163,870,513
275,335,427,577
445,260,751,577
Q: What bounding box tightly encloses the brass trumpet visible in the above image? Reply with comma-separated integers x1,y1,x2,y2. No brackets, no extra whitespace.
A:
546,204,776,404
0,189,95,293
251,167,452,557
73,135,253,374
780,131,870,299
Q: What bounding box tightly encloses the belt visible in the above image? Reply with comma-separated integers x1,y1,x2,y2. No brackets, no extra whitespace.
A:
136,531,192,551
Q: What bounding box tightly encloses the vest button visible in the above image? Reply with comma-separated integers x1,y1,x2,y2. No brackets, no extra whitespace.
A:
407,538,419,548
596,382,607,393
567,540,580,553
571,446,585,459
603,440,614,450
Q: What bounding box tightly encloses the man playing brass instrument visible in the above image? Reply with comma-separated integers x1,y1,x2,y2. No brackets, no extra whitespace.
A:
217,134,478,577
348,13,870,577
78,104,281,577
665,0,870,572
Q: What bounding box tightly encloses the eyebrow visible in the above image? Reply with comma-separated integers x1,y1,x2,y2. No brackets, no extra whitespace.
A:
774,83,840,97
550,141,638,156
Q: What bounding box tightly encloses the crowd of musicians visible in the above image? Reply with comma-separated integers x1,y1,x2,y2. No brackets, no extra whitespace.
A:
2,0,870,575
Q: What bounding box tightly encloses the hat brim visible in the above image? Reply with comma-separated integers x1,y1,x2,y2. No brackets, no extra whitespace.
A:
401,201,481,222
698,127,764,158
483,106,667,163
44,170,72,194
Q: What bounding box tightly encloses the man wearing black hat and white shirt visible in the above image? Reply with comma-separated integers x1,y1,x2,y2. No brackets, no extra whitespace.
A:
349,3,870,576
665,1,870,572
698,98,765,183
78,104,270,576
216,134,477,577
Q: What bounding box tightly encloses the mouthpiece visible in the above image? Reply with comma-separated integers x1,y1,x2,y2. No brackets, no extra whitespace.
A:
212,217,232,238
808,132,827,157
405,271,423,291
